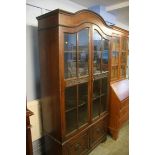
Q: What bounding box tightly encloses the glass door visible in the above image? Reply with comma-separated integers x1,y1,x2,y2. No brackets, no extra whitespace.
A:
120,36,128,79
92,29,109,120
64,28,89,135
64,33,77,79
111,36,120,80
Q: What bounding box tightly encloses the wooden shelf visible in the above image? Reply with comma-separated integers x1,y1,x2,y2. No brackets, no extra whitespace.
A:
78,102,87,108
65,107,77,113
93,93,107,101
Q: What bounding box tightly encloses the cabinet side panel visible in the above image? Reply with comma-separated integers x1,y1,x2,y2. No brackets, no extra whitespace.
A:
38,27,62,141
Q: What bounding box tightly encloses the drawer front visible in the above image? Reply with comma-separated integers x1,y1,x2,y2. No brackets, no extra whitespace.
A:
90,117,107,146
66,132,89,155
120,105,129,118
119,112,129,127
120,98,129,109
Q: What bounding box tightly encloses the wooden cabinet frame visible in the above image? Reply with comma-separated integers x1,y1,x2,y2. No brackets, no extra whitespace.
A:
37,9,129,155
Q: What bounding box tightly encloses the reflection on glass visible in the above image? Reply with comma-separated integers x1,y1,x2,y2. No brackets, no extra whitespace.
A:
112,51,119,65
64,33,77,79
78,29,89,76
78,83,88,106
78,83,88,127
121,52,126,64
93,79,100,99
65,86,77,111
65,86,77,134
101,40,109,72
78,104,87,127
101,77,108,94
111,66,118,79
113,37,120,51
121,65,126,78
93,30,102,74
100,95,107,113
93,99,100,118
65,109,77,134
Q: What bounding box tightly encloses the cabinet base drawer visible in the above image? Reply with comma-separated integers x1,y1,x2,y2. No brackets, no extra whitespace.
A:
120,105,129,118
120,98,129,109
65,131,89,155
119,112,129,127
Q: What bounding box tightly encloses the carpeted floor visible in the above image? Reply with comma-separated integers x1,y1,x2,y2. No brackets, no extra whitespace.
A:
89,122,129,155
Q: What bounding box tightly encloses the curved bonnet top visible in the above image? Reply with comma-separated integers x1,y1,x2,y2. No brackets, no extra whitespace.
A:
37,9,128,35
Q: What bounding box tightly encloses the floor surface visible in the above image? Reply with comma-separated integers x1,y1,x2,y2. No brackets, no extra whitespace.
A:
89,122,129,155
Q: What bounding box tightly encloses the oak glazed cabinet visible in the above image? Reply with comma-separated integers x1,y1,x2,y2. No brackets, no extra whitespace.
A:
110,26,129,82
37,9,126,155
109,26,129,140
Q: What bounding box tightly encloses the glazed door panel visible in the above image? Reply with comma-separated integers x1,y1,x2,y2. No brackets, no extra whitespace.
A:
120,36,128,79
64,33,77,79
78,29,89,77
65,86,78,134
111,36,120,81
64,28,90,136
92,29,109,120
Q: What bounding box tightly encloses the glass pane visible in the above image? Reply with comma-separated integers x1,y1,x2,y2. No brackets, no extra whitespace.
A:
92,99,100,118
101,77,108,94
101,39,109,72
78,29,89,76
93,79,101,99
93,30,102,74
111,66,118,79
100,95,107,113
65,109,77,134
64,33,77,79
78,83,88,106
78,83,88,127
78,104,88,127
113,37,120,51
121,52,126,64
121,65,126,78
65,86,77,134
112,51,119,65
65,86,77,111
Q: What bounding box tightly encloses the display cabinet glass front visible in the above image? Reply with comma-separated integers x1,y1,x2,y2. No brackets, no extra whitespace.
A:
101,40,109,72
111,36,120,80
78,29,89,77
93,30,102,74
92,29,109,120
64,28,89,135
64,33,77,79
120,37,128,79
65,83,89,134
78,83,88,127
